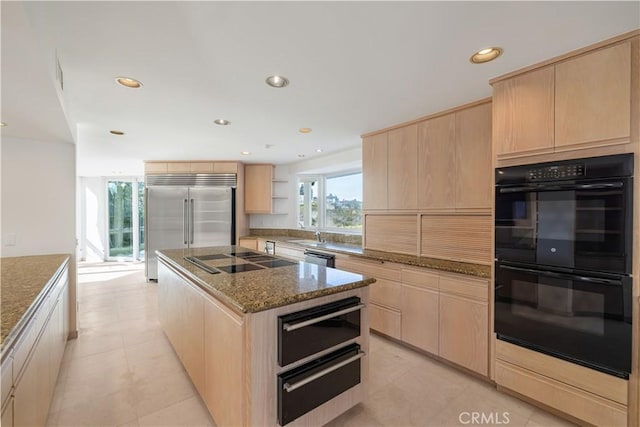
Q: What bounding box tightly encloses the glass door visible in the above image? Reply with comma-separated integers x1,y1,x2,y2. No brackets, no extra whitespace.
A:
107,178,144,260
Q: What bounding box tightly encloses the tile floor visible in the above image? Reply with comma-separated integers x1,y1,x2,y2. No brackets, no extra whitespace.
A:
46,262,576,427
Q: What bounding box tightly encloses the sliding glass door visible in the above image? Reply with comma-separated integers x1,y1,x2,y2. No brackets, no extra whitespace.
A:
107,178,144,260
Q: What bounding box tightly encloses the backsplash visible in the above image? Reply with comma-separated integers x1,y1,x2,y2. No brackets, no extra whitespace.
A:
249,228,362,246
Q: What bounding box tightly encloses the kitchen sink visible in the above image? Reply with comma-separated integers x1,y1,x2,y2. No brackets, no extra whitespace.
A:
287,239,327,247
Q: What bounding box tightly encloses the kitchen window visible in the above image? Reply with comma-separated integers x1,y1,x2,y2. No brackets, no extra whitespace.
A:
298,172,362,233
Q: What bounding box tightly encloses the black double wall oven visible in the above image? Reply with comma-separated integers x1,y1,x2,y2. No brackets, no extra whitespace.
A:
494,154,633,378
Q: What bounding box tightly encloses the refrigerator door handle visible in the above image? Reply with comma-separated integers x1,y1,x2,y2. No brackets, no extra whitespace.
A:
190,198,195,244
183,199,188,245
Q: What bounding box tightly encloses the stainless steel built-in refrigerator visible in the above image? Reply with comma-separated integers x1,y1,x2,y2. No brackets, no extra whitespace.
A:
145,174,236,280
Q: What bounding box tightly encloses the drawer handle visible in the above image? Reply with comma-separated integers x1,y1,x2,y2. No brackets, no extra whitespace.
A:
283,351,365,393
283,304,365,332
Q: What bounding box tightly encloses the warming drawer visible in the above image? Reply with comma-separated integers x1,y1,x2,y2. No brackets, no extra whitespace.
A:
277,344,363,426
278,297,362,367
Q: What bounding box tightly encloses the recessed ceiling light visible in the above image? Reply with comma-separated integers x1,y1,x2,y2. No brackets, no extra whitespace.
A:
298,154,305,158
115,76,143,88
316,149,323,153
265,75,290,88
470,47,503,64
0,122,6,127
110,130,125,135
214,119,231,126
299,128,312,134
241,151,251,155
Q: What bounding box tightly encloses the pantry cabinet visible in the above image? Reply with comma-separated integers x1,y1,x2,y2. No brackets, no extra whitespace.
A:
362,133,388,210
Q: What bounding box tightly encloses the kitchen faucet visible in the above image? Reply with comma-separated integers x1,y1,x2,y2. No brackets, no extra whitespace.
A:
315,230,322,242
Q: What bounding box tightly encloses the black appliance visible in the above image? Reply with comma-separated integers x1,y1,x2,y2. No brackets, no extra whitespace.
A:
494,154,633,378
277,297,364,425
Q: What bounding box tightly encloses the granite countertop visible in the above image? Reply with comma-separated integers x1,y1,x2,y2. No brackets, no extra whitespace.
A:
244,235,491,279
157,246,375,314
1,254,70,350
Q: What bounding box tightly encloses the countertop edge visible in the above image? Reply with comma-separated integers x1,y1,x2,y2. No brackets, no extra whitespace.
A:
1,255,70,362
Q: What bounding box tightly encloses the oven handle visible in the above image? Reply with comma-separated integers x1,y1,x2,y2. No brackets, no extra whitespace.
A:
499,182,624,193
498,264,622,286
283,351,365,392
282,304,365,332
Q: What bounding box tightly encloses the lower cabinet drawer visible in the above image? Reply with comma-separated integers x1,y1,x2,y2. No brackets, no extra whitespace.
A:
369,303,401,339
370,278,401,309
278,344,362,426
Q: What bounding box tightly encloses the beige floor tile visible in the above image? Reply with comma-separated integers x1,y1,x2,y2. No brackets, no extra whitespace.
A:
527,409,578,426
133,369,198,418
137,396,214,427
56,389,138,426
325,403,384,427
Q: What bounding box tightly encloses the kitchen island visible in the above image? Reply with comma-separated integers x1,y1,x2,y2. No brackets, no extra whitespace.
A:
156,246,374,427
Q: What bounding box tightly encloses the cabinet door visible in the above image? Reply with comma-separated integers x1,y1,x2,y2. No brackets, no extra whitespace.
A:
181,284,205,395
555,42,631,149
204,299,244,427
493,67,555,158
244,164,273,213
238,238,258,251
369,303,401,339
387,125,418,210
400,284,438,354
364,214,417,255
455,103,492,209
362,133,388,210
418,114,456,210
439,293,488,376
2,396,13,427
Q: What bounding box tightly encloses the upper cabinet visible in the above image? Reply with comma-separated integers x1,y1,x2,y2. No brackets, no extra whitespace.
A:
244,164,273,214
492,39,635,160
387,125,418,210
363,99,492,213
362,133,388,210
418,113,456,210
555,42,631,149
144,161,239,175
492,67,555,158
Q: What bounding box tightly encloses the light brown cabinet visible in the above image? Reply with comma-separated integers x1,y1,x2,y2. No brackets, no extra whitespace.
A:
493,40,635,159
400,284,439,354
369,304,401,339
555,42,631,149
439,293,488,376
244,164,274,214
144,161,238,175
387,125,418,210
418,113,456,209
455,103,493,209
362,133,388,210
180,283,205,395
493,66,555,158
364,214,417,255
2,396,13,427
204,297,244,427
238,237,258,251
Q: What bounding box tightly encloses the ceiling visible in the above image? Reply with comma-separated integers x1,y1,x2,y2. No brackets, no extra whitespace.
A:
1,2,638,176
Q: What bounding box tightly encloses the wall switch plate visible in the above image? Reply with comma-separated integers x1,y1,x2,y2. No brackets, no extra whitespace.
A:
3,233,16,246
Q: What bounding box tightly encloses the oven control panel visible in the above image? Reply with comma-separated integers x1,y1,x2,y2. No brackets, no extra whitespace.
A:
528,163,585,180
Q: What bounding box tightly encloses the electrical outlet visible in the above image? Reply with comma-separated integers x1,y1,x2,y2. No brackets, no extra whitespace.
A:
3,233,16,246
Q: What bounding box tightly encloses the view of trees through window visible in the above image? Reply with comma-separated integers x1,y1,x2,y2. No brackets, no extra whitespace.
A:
108,180,144,259
298,172,362,231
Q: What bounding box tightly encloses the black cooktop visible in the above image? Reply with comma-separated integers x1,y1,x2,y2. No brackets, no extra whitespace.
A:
216,263,265,274
184,251,296,275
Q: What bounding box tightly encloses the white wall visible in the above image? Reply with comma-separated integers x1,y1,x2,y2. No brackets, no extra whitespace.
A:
249,146,362,229
77,176,107,261
1,137,76,257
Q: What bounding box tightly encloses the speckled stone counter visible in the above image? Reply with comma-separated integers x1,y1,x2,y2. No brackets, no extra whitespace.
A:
157,246,375,314
1,254,70,351
242,234,491,278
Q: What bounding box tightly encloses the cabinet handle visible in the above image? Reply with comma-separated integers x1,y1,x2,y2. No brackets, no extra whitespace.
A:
283,351,365,393
282,304,365,332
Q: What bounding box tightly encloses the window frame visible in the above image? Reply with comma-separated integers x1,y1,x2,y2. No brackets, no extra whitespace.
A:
297,170,362,234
